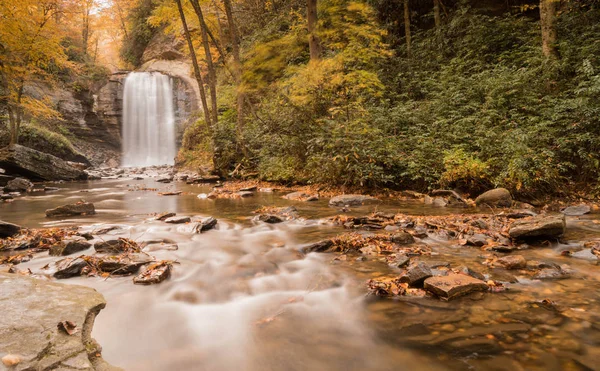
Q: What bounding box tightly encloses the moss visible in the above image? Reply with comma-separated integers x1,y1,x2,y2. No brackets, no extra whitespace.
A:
0,121,81,161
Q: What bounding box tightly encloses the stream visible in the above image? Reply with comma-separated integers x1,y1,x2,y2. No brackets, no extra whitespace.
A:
2,175,600,371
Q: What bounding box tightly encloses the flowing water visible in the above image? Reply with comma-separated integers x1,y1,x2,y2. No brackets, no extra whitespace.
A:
122,72,177,167
3,177,600,371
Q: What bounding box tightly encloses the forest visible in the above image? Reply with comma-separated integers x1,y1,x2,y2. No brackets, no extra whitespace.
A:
0,0,598,197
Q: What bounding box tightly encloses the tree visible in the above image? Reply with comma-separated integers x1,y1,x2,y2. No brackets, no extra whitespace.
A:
307,0,321,60
222,0,246,150
540,0,559,59
433,0,441,29
189,0,218,126
174,0,212,127
0,0,69,145
404,0,411,56
80,0,96,55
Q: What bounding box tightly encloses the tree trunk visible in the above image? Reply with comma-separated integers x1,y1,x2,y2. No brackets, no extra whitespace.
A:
222,0,246,152
189,0,219,126
404,0,411,57
433,0,441,29
307,0,321,60
540,0,558,59
8,109,17,146
175,0,212,128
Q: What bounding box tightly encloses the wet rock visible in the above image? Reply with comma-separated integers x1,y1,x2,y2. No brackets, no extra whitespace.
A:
534,267,570,280
430,190,468,206
455,266,486,281
0,193,13,200
237,191,254,197
399,262,433,287
0,220,21,238
54,258,88,278
303,239,334,253
0,273,120,370
97,255,152,275
505,209,537,219
4,177,33,192
239,186,257,192
156,176,173,183
44,186,60,191
155,212,176,221
466,233,488,247
390,231,415,244
526,260,560,270
561,204,591,216
50,237,91,256
199,216,218,232
392,254,410,268
258,214,285,223
423,274,488,300
508,214,566,240
133,261,172,285
329,194,378,206
164,216,191,224
497,255,527,270
0,144,88,181
140,239,178,252
489,269,519,283
283,191,318,201
475,188,512,208
93,238,139,254
45,202,96,217
431,197,448,207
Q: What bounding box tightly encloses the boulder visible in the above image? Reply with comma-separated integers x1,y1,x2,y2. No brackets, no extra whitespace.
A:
329,194,378,206
509,214,566,239
303,239,334,253
46,202,96,217
0,273,121,371
0,220,21,238
424,274,489,300
399,262,433,287
4,177,33,192
475,188,512,208
0,145,88,181
430,190,468,205
50,237,92,256
390,231,415,244
561,204,591,216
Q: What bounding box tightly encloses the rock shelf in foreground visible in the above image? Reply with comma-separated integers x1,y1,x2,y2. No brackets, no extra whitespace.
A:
0,273,121,371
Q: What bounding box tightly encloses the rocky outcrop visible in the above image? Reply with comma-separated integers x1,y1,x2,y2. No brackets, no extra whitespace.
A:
0,145,88,181
509,214,566,239
0,273,121,371
475,188,512,208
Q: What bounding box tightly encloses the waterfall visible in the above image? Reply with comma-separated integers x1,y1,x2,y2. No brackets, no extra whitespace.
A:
122,72,176,167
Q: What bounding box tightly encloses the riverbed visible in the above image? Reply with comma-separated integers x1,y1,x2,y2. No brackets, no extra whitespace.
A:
1,176,599,371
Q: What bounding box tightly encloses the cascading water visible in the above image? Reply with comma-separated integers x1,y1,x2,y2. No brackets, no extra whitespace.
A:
122,72,176,167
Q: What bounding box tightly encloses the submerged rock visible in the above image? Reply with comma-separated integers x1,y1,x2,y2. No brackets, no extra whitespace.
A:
46,202,96,217
475,188,512,208
497,255,527,270
155,212,176,221
0,220,21,238
390,231,415,244
329,194,378,206
508,214,566,239
0,144,88,181
0,273,120,370
424,274,489,300
283,191,319,201
303,239,334,253
4,177,33,192
50,237,91,256
561,204,591,216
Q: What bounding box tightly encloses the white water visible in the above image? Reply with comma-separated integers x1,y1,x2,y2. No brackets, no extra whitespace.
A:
122,72,177,167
